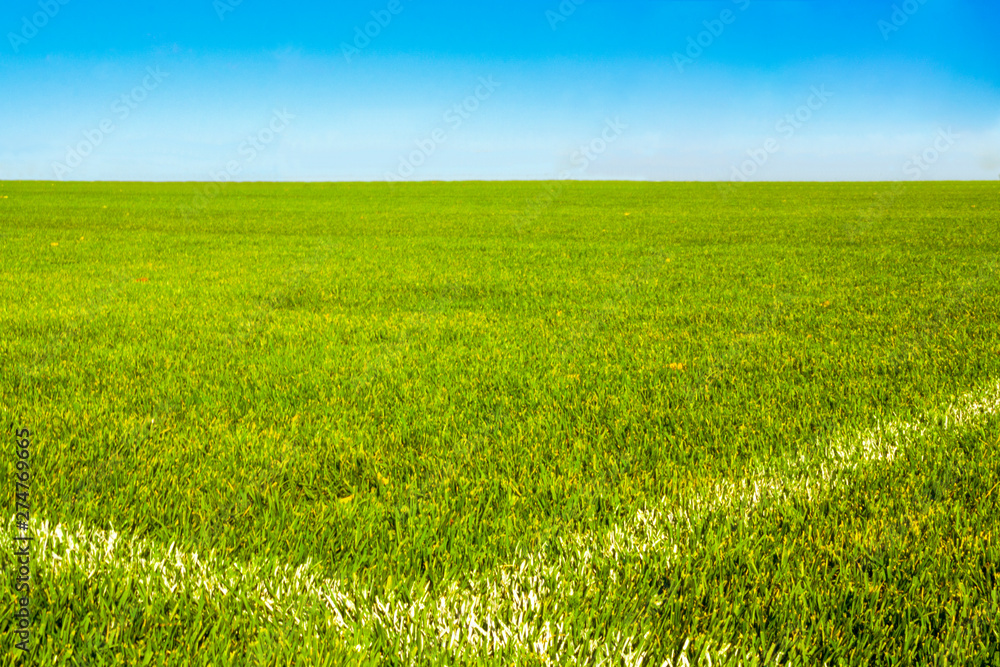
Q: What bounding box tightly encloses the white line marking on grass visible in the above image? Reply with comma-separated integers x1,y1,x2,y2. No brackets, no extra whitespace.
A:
15,380,1000,664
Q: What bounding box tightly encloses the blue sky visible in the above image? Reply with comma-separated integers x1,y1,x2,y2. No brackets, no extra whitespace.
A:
2,0,998,181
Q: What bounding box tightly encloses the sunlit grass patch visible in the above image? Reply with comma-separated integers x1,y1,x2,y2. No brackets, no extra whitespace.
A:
1,180,999,664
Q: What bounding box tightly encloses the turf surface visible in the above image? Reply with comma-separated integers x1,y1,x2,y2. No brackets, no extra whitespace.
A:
2,180,999,664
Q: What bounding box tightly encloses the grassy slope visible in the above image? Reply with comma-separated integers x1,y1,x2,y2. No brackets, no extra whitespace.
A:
1,181,999,664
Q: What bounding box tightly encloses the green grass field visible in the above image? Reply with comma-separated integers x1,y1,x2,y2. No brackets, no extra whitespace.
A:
2,180,999,665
